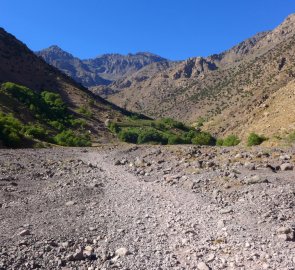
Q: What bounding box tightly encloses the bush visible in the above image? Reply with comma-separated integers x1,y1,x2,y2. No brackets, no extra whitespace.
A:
167,135,184,145
137,129,168,145
109,122,120,133
0,113,23,147
247,132,267,146
216,138,224,146
54,130,91,147
118,129,139,143
221,135,240,146
192,132,215,146
23,124,48,140
287,131,295,142
77,106,92,117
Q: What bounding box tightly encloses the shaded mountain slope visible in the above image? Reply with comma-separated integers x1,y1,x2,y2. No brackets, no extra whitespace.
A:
0,27,136,144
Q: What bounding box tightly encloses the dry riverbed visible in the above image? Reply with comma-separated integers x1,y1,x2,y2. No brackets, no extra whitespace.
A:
0,145,295,270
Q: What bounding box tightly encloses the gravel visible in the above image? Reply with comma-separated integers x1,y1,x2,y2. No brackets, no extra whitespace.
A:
0,145,295,269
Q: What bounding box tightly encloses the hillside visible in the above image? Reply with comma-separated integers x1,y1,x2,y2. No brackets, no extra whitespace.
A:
104,14,295,140
0,27,135,146
36,47,168,87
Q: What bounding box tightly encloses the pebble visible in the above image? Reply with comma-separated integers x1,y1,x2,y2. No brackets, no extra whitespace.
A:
197,261,210,270
18,229,30,236
115,247,130,257
280,163,294,171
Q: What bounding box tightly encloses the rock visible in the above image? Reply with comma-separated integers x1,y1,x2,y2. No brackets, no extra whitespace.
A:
197,261,210,270
65,201,76,206
72,247,84,261
277,226,294,241
220,207,233,214
244,162,255,170
115,247,129,257
244,175,268,185
279,154,291,161
114,160,121,165
206,254,215,262
280,163,293,171
18,229,30,236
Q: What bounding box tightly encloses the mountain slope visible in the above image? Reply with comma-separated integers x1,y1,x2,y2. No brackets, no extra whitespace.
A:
105,14,295,139
0,27,135,145
36,47,168,87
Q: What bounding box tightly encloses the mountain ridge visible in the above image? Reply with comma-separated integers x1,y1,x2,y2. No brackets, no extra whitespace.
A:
36,46,169,87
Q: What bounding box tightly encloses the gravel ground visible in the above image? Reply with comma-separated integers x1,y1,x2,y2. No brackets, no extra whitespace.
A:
0,145,295,270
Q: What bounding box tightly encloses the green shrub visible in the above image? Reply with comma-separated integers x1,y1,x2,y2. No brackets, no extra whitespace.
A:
192,132,215,146
167,135,184,144
222,135,240,146
77,106,92,117
247,132,267,146
109,122,120,133
54,130,91,147
118,129,139,143
69,118,86,129
216,138,224,146
287,131,295,142
49,120,65,131
0,113,23,147
23,125,48,140
137,129,168,145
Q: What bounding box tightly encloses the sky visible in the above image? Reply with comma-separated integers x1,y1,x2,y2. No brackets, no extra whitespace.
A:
1,0,294,60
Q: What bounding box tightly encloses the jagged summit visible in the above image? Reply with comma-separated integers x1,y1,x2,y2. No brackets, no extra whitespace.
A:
37,47,168,87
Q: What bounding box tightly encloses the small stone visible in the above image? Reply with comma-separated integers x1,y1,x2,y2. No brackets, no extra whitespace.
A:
206,254,215,262
277,227,292,234
197,261,210,270
244,175,268,185
244,162,255,170
280,163,293,171
18,229,30,236
115,247,129,257
279,155,291,161
72,247,84,261
65,201,76,206
220,207,233,214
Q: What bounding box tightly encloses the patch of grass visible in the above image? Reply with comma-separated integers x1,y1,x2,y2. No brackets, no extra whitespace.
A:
247,132,267,146
217,135,240,146
191,132,216,146
77,106,93,117
54,130,91,147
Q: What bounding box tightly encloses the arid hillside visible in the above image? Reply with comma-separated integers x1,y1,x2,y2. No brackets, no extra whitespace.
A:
102,14,295,139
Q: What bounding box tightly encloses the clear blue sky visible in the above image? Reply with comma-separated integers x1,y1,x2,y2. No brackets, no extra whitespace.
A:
1,0,294,60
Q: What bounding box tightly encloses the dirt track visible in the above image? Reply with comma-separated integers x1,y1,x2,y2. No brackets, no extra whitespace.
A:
1,145,295,269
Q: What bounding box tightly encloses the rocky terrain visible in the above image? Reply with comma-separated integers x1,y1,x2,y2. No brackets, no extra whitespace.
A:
36,47,169,88
1,145,295,269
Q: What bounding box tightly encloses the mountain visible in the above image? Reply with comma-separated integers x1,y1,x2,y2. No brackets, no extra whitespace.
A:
103,14,295,140
0,27,135,146
36,47,168,88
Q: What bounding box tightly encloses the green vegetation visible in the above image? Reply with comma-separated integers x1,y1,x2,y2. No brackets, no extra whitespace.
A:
0,113,23,147
247,132,267,146
0,82,91,148
77,105,93,117
217,135,240,146
287,131,295,143
191,132,215,146
54,130,91,147
109,117,216,145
